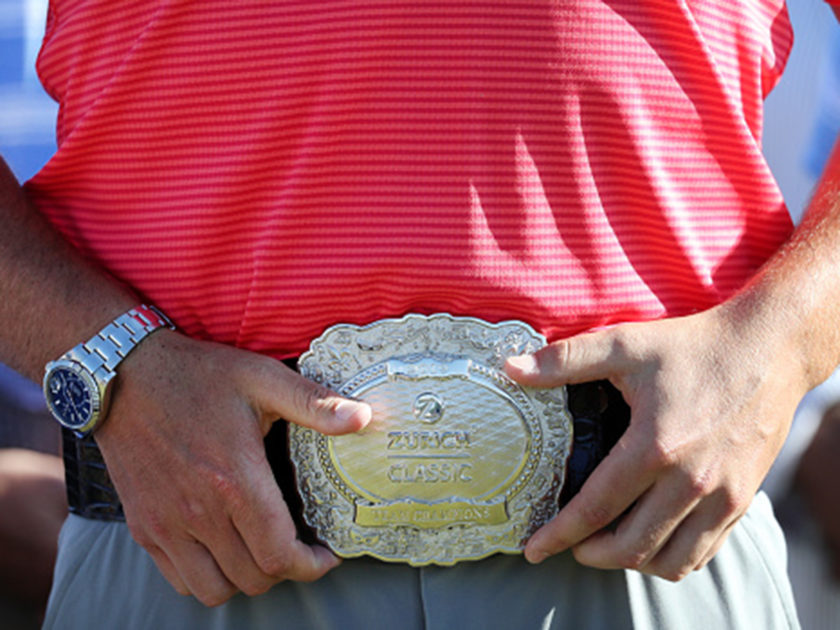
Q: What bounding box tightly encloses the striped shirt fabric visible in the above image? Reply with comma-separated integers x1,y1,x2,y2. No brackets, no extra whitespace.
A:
25,0,795,357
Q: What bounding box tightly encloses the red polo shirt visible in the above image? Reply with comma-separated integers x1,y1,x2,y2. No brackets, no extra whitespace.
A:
26,0,795,357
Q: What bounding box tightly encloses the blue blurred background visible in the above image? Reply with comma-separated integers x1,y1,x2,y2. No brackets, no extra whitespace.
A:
0,0,56,181
0,0,58,456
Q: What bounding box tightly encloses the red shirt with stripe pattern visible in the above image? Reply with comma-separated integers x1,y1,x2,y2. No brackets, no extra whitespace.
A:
25,0,795,358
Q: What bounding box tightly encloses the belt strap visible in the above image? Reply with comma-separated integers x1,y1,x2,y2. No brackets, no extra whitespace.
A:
62,380,629,526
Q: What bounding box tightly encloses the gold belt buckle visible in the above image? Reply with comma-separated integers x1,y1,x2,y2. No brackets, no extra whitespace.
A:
290,313,572,566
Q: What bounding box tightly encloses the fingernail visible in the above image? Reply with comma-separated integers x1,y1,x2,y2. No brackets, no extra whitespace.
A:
334,399,372,429
525,548,549,565
314,545,343,571
506,355,538,376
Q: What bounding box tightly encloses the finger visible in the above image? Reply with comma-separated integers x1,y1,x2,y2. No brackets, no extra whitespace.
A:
195,516,280,597
145,544,191,596
163,537,238,607
235,504,342,584
643,491,745,580
571,475,703,574
695,519,739,572
638,512,728,581
232,458,341,583
248,358,371,435
524,431,654,563
505,328,634,388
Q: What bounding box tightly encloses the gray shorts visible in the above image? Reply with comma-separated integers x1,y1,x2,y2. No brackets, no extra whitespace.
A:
43,492,799,630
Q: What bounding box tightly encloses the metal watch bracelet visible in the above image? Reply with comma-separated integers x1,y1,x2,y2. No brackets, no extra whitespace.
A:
64,305,174,374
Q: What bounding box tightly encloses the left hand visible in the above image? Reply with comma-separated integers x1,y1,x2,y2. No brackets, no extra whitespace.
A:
505,305,804,581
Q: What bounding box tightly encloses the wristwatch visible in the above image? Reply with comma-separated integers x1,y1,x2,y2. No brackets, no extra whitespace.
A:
43,304,175,436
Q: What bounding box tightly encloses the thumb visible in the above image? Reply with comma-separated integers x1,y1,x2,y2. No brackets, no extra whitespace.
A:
504,328,629,388
249,357,372,436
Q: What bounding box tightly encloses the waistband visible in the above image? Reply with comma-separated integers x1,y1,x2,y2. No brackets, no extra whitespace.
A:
62,378,629,539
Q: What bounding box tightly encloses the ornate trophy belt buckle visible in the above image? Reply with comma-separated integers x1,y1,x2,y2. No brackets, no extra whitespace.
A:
290,313,573,566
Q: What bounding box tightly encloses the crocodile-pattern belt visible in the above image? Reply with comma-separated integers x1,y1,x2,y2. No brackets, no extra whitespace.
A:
62,379,630,533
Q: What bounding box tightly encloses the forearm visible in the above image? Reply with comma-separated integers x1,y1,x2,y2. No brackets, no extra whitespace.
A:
0,157,138,380
719,139,840,393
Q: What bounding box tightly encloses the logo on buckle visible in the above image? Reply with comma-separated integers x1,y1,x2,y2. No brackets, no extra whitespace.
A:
413,392,444,424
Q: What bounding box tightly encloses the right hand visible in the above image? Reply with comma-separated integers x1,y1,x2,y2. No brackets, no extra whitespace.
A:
94,329,371,606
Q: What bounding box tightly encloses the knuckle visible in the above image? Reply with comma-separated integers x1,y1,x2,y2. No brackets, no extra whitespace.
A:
197,586,237,608
177,496,210,528
184,467,248,524
294,379,332,416
606,328,631,360
603,325,644,366
129,510,168,547
240,577,275,598
659,565,692,583
641,541,709,581
207,469,245,508
252,353,281,379
616,548,649,571
256,552,292,578
681,469,715,504
552,339,573,371
643,438,680,471
127,522,154,548
718,486,746,519
578,501,613,531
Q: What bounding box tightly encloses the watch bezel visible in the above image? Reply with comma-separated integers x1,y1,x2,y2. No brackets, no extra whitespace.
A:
43,358,107,435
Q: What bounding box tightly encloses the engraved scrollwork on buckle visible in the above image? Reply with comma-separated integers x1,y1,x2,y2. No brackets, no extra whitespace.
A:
289,313,573,566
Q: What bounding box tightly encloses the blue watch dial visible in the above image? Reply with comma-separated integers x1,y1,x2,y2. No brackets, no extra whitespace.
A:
46,366,95,429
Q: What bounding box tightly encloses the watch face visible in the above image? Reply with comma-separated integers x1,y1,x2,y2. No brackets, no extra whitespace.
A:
44,364,100,432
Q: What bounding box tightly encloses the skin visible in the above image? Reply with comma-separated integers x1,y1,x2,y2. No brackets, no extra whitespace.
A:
2,38,840,601
0,158,371,607
504,139,840,580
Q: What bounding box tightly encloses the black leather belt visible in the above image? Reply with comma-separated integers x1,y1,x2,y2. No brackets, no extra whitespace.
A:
62,379,630,536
